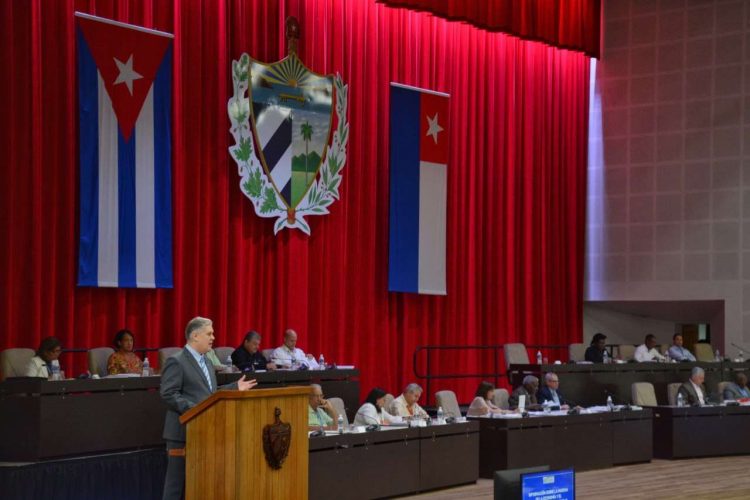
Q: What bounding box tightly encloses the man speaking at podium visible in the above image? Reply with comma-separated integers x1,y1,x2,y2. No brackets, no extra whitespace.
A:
161,317,258,500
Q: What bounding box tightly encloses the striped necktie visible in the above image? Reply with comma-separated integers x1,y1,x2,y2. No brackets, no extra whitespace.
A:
199,355,212,391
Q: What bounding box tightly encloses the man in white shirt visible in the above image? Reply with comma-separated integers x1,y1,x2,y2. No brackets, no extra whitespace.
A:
271,329,318,369
389,383,429,418
677,366,707,406
634,334,666,362
667,333,696,362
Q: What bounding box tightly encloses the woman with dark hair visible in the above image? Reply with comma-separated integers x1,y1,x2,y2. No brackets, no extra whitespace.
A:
585,332,608,363
25,337,63,378
354,387,400,425
467,381,515,416
107,329,143,375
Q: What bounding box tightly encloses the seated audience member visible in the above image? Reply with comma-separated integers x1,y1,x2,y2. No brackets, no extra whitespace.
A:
308,384,339,429
231,330,276,372
723,372,750,400
25,337,63,378
467,381,516,416
509,375,542,411
389,383,429,418
107,329,143,375
677,366,708,406
634,334,666,362
667,333,696,362
271,329,318,369
537,372,571,410
584,333,608,363
354,387,400,426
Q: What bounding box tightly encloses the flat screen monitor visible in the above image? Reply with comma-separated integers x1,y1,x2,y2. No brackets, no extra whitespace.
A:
493,466,550,499
520,468,575,500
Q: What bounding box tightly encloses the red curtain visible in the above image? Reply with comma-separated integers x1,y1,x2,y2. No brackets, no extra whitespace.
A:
377,0,601,58
0,0,589,402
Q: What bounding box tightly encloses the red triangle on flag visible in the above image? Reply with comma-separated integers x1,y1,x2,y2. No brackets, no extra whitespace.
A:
76,14,172,141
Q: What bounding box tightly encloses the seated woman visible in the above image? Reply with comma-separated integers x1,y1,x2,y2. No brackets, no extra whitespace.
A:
354,387,401,426
107,329,143,375
25,337,63,378
467,381,516,416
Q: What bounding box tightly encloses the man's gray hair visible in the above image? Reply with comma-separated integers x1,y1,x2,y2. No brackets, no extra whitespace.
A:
310,383,322,392
545,372,558,382
404,383,422,394
523,375,539,386
691,366,705,377
185,317,212,341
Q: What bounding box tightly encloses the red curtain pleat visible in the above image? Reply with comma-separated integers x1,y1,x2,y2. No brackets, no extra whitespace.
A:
0,0,589,402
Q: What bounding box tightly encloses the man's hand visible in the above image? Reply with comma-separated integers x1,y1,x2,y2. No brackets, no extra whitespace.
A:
237,375,258,391
319,398,332,411
267,362,277,370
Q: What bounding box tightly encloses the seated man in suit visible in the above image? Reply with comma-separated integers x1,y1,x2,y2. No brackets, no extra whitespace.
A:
634,334,666,362
509,375,542,411
584,333,608,363
667,333,696,362
160,317,257,500
536,372,571,410
271,328,318,369
677,366,708,406
389,383,429,419
308,384,339,430
723,372,750,400
231,330,276,372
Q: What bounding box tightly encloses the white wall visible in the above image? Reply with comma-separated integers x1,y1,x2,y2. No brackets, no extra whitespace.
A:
583,305,678,346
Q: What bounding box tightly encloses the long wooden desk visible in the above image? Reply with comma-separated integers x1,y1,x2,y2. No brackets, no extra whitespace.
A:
509,362,750,406
308,421,479,499
472,409,652,478
652,405,750,459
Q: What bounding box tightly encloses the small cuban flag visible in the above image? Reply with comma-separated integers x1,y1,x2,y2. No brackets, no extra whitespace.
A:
75,13,173,288
388,83,449,295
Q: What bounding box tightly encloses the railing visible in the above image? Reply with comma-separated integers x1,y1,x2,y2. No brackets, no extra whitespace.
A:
412,344,570,406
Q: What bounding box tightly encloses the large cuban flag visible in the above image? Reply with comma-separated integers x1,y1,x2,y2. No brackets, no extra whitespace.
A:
388,83,449,295
76,13,173,288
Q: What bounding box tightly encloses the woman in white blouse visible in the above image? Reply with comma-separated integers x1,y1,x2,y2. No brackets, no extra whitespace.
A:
354,387,401,425
467,381,517,417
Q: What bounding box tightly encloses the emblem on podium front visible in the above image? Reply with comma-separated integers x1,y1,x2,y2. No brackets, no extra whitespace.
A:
228,17,349,234
262,407,291,469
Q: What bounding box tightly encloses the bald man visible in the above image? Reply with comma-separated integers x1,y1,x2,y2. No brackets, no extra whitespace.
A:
271,328,318,369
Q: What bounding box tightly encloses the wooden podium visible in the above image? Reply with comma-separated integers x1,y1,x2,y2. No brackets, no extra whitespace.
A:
179,386,310,499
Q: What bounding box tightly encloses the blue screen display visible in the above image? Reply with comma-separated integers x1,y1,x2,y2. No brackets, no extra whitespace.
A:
521,468,575,500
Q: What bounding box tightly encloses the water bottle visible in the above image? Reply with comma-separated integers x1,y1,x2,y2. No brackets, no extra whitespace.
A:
50,360,61,381
224,355,234,373
740,351,745,363
606,395,614,411
663,351,670,364
602,349,610,364
142,356,151,377
436,406,445,424
677,392,684,407
318,354,325,370
715,349,721,362
536,351,543,365
337,413,344,434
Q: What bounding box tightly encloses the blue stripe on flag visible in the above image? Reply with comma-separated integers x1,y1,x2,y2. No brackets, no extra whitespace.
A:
118,130,137,287
388,86,421,293
153,47,173,287
77,29,99,286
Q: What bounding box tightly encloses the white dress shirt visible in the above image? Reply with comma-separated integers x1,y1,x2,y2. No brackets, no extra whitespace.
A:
388,394,428,418
24,356,49,378
354,403,401,425
634,344,666,362
271,345,318,369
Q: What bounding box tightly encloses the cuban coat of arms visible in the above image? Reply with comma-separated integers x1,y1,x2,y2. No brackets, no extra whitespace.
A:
228,18,349,234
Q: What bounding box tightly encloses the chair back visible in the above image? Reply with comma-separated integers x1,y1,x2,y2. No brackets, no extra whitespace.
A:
492,388,510,410
717,381,731,402
667,382,682,406
213,346,233,365
694,343,714,362
631,382,657,406
435,390,462,418
328,397,348,425
617,344,636,361
568,343,586,362
504,343,529,370
158,347,181,370
88,347,114,377
0,348,35,380
659,344,669,355
262,348,274,362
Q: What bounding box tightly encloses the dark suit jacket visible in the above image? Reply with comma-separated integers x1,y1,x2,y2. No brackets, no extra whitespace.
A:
231,346,268,371
509,386,539,410
677,381,708,406
584,346,604,363
537,386,571,406
160,348,237,442
723,382,750,401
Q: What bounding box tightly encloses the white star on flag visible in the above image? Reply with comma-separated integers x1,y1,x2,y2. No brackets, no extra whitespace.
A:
113,54,143,95
426,113,444,144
